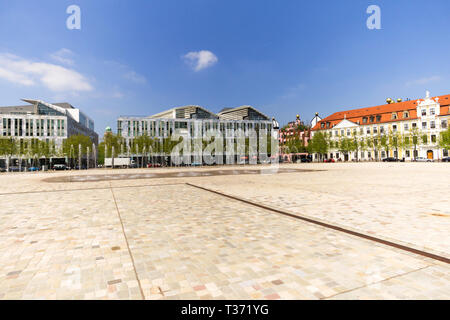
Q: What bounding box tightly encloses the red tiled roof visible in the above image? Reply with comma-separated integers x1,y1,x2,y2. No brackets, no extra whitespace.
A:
312,94,450,131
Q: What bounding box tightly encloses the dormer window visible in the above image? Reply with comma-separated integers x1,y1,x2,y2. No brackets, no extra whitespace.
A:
376,115,381,122
321,123,325,129
403,111,409,118
363,117,368,123
326,122,330,128
370,116,374,122
391,113,398,120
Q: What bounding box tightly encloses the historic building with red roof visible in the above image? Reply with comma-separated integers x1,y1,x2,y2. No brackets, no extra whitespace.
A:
311,91,450,161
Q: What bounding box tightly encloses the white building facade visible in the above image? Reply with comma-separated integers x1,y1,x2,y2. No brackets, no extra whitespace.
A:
0,99,98,147
311,91,450,161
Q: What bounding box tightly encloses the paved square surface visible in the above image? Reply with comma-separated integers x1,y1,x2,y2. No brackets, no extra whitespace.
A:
0,163,449,299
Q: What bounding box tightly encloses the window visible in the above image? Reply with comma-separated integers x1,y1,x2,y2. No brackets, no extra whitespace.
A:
431,135,436,143
117,121,122,136
370,116,374,123
422,109,426,116
404,124,409,131
406,150,410,157
326,122,330,128
412,123,417,128
444,149,449,157
366,128,370,134
391,113,397,120
361,152,365,158
430,121,435,129
442,120,448,129
430,108,435,115
335,130,338,136
376,115,381,122
373,127,377,134
423,135,428,143
392,125,397,132
422,122,427,129
403,111,409,118
380,126,384,134
341,129,344,136
347,129,350,136
363,117,368,124
321,123,325,128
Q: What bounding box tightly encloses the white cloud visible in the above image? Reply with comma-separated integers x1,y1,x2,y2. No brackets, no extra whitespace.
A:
183,50,218,71
50,48,75,66
124,71,147,84
405,75,441,87
0,53,93,92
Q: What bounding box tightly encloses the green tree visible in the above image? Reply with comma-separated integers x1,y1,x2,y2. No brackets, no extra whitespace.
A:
98,132,124,165
0,138,18,169
409,127,422,160
63,135,93,167
438,127,450,150
388,129,401,159
400,133,411,159
337,137,353,161
380,134,389,158
310,132,329,161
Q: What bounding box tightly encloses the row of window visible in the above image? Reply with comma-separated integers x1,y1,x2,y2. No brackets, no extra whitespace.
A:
322,108,442,129
1,118,65,137
328,149,449,159
118,120,273,137
325,119,448,137
328,134,439,148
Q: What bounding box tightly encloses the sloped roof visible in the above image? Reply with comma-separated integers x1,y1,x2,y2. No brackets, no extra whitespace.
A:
217,105,270,120
312,94,450,131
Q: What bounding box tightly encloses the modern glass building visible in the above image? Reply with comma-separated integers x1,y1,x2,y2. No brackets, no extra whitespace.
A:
116,105,279,164
0,99,98,147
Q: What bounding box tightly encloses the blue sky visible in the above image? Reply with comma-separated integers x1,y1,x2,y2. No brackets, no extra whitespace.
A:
1,0,450,136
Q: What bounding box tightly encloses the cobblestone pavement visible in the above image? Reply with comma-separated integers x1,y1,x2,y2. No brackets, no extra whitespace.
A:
0,163,449,299
190,163,450,258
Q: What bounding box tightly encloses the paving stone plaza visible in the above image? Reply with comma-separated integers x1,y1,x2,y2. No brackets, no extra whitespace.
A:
0,163,449,299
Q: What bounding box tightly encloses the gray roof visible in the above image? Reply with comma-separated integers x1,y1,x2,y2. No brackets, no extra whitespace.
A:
0,105,36,114
53,102,74,109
